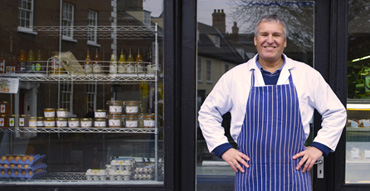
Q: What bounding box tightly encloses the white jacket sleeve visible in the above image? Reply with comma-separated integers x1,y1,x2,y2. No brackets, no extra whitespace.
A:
309,71,347,151
198,73,233,152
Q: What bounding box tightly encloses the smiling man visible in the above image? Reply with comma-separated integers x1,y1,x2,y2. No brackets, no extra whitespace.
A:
198,14,347,191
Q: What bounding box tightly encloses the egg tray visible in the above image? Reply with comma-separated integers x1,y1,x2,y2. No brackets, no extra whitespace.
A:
0,163,47,172
0,154,46,166
0,168,47,180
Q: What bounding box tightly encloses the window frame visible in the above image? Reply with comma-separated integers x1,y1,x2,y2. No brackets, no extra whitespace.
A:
62,2,75,41
87,9,98,45
17,0,37,35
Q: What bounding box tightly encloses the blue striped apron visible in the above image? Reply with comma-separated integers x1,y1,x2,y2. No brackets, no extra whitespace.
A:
235,70,312,191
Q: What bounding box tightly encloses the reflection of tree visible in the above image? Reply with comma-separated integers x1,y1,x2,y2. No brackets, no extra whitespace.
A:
228,0,314,52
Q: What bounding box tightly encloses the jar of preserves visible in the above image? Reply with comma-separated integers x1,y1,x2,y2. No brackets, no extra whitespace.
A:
125,101,140,115
19,114,29,127
57,108,68,118
95,109,106,118
108,115,121,128
0,115,8,127
94,118,106,128
68,118,80,128
8,114,15,127
107,101,123,115
0,101,10,115
126,115,138,128
44,108,55,118
56,118,68,127
143,113,155,128
81,118,92,128
44,118,55,127
29,117,37,128
37,117,44,127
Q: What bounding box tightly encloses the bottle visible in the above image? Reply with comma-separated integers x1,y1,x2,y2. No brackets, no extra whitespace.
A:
109,51,117,74
136,48,144,74
126,48,135,74
146,49,154,74
93,48,101,74
19,49,27,72
27,49,35,72
35,49,43,72
12,55,17,74
85,49,92,74
117,49,126,74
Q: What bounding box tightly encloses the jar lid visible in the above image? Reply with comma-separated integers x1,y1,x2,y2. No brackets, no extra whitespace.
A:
0,114,6,117
108,114,121,118
126,115,138,119
0,101,8,103
107,101,123,104
96,109,106,112
95,118,106,121
30,116,37,119
45,118,55,121
69,118,79,121
57,108,67,111
57,118,67,120
44,108,55,110
37,117,44,120
82,118,92,121
125,101,140,104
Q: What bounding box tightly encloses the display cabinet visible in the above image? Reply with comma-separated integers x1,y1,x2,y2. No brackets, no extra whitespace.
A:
0,13,164,186
346,99,370,183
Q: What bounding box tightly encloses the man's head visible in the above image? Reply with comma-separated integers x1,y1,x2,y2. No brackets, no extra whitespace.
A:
254,14,287,64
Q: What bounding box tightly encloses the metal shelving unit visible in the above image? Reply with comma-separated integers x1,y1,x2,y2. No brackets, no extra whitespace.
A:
0,127,155,133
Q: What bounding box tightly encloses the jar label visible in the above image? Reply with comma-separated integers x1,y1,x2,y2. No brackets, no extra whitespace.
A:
57,111,67,118
126,120,138,128
9,118,14,126
1,105,5,113
81,121,92,127
19,118,25,126
144,120,155,127
94,64,102,73
109,119,121,127
68,121,79,127
57,120,67,127
45,121,55,127
37,121,44,126
109,106,122,114
44,111,55,118
29,121,37,127
95,112,106,118
126,106,138,114
95,121,106,127
0,118,4,127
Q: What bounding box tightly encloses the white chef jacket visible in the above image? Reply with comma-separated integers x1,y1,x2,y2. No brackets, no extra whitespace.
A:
198,54,347,153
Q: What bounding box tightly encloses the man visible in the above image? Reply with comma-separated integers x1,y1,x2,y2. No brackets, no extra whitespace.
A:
198,14,347,191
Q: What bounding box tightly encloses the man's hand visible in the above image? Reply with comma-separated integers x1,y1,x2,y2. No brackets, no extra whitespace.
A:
221,148,250,173
292,146,323,173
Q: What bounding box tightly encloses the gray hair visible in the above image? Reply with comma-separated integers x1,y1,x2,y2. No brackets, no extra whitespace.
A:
254,14,289,39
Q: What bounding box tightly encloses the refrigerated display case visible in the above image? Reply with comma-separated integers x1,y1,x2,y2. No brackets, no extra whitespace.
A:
0,0,165,186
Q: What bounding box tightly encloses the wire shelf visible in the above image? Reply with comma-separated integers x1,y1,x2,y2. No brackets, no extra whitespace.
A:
0,127,155,134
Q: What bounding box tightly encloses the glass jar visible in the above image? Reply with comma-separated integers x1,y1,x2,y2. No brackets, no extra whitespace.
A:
81,118,92,128
143,113,155,128
126,115,138,128
95,109,106,118
94,118,106,128
29,117,37,128
68,118,80,128
8,114,15,127
107,101,123,115
56,118,68,127
0,101,10,115
0,115,8,127
37,117,44,127
44,108,55,118
19,114,29,127
44,118,55,127
57,108,68,118
108,115,121,128
125,101,140,115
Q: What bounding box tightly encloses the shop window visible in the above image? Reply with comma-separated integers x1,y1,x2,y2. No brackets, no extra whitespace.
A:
62,2,75,41
18,0,36,34
88,10,98,45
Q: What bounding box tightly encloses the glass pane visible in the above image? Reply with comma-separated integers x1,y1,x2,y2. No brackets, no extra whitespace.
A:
0,0,164,186
197,1,314,190
346,0,370,184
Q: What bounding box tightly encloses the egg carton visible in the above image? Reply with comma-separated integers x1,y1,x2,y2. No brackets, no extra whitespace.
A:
134,163,155,174
107,169,131,181
0,163,47,172
133,174,153,180
0,154,46,166
110,157,136,166
86,169,107,181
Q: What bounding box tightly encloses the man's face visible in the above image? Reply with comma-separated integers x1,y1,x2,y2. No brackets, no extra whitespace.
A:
254,21,287,63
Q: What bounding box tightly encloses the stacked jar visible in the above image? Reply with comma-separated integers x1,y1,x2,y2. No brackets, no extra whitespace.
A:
124,101,140,128
107,101,123,128
94,109,106,128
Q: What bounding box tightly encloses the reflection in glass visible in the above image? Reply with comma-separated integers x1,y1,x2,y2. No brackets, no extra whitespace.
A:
346,0,370,184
